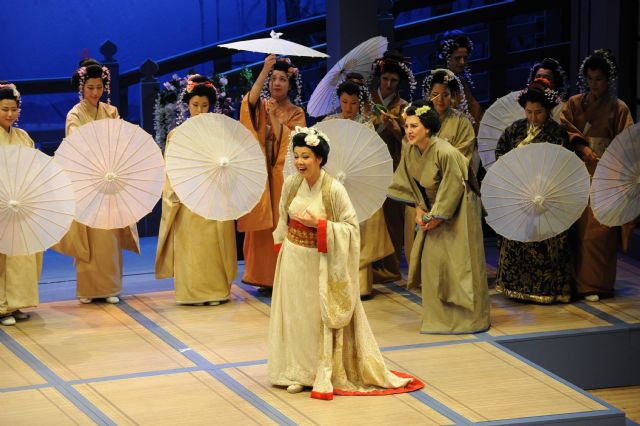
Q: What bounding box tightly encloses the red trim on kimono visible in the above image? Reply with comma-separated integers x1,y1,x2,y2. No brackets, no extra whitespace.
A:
333,371,424,397
274,243,282,254
317,219,328,253
310,391,333,400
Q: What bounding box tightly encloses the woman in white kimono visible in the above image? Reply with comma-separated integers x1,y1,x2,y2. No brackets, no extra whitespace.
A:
268,127,423,400
0,83,43,326
52,59,140,304
155,75,237,305
388,100,490,334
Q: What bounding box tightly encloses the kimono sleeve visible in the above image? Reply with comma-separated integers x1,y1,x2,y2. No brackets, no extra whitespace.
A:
429,148,465,220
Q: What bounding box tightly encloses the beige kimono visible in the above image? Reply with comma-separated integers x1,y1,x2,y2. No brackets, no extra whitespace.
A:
389,137,490,334
0,127,43,315
268,172,421,399
52,100,139,299
155,128,237,303
322,115,394,296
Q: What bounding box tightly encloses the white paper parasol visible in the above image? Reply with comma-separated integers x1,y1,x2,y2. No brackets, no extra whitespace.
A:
165,113,267,221
285,119,393,223
481,142,590,242
55,119,165,229
478,91,563,169
307,36,388,117
590,123,640,226
218,30,328,58
0,144,75,255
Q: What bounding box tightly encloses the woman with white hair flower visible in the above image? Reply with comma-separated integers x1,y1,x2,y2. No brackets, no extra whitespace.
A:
268,127,423,399
388,100,489,334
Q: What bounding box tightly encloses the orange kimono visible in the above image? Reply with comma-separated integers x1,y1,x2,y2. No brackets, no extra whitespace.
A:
237,96,305,287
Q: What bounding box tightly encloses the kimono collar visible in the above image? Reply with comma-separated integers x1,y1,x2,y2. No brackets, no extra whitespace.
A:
377,88,397,107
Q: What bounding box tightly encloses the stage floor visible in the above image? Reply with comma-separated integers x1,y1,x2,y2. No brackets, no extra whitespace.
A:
1,238,639,425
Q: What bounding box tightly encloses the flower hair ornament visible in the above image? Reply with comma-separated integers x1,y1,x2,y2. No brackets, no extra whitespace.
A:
437,32,475,89
261,57,303,105
77,65,111,104
577,49,618,96
0,83,21,127
289,126,329,146
414,105,431,117
176,75,219,125
0,83,21,102
517,77,561,107
371,55,418,101
421,68,473,123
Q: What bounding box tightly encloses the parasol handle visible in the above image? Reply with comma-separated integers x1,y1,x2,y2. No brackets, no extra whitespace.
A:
219,157,230,167
105,172,118,182
531,195,547,213
336,171,347,184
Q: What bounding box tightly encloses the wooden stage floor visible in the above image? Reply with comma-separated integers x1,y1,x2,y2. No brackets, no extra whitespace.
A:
1,239,639,425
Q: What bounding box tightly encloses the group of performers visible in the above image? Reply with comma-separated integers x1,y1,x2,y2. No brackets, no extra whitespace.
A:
0,30,635,398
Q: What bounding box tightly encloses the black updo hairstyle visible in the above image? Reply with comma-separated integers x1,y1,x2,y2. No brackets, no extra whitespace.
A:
373,50,410,81
528,58,569,99
582,49,616,79
404,100,441,134
0,81,20,107
336,80,361,97
578,49,618,94
183,74,217,106
517,78,558,110
71,58,108,90
427,69,461,96
272,59,296,88
291,130,330,167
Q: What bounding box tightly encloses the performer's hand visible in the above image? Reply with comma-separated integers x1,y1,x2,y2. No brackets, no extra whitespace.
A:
421,218,442,231
293,209,325,228
415,206,427,226
578,145,598,162
262,54,277,74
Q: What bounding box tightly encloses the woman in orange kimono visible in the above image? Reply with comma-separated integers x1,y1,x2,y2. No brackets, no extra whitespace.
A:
238,54,306,288
560,49,634,301
53,59,139,304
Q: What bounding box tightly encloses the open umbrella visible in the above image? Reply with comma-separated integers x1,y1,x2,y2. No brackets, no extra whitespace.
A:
478,91,564,169
285,119,393,223
165,113,267,221
55,119,165,229
307,36,388,117
0,144,75,256
481,142,590,242
218,30,328,58
590,123,640,226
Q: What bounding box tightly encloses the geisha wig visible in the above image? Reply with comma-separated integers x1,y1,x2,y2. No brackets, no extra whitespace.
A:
0,81,21,107
517,78,560,110
527,58,569,100
578,49,618,95
291,128,330,167
261,57,303,105
404,100,441,134
437,30,474,64
182,75,218,105
71,58,111,103
176,74,218,124
372,50,417,97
